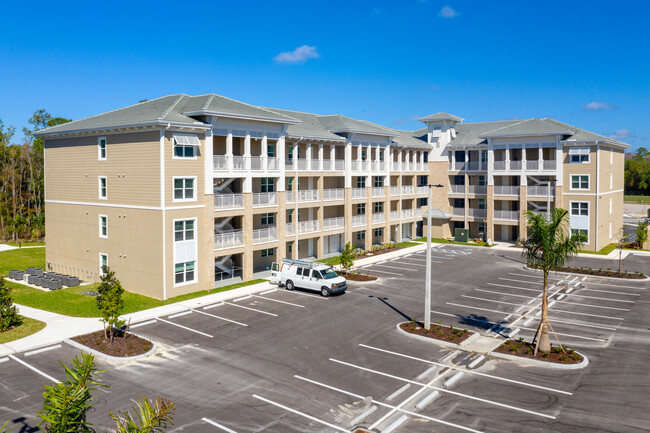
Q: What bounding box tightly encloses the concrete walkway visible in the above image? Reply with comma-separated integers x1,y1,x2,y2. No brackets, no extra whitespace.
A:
0,244,45,252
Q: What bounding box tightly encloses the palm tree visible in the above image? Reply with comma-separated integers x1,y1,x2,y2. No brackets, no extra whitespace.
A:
520,208,586,354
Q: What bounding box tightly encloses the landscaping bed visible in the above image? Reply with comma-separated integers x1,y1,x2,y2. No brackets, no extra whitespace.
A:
495,339,583,364
340,271,377,281
551,266,645,279
400,321,473,344
71,329,153,357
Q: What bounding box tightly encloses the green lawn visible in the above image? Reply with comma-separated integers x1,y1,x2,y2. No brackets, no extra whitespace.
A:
624,195,650,203
0,247,46,276
0,316,46,344
579,243,618,255
5,279,267,318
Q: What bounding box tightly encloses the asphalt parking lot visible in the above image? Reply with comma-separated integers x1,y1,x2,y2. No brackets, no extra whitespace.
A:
1,246,649,432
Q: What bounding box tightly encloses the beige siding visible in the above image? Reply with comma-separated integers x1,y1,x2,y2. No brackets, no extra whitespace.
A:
164,131,206,208
45,131,161,207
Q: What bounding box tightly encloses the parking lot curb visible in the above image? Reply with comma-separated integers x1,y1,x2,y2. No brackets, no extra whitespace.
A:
523,266,649,281
487,349,589,370
64,338,158,362
395,323,469,351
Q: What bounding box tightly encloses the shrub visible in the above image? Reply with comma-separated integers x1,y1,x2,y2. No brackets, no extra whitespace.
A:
0,277,22,332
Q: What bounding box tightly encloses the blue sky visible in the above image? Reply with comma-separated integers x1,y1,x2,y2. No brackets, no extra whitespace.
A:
1,0,648,150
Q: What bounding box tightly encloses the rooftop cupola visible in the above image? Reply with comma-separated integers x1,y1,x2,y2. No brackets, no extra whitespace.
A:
417,112,464,148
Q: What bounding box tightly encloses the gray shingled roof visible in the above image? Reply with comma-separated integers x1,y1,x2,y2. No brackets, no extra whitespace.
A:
478,118,573,138
543,118,629,148
181,94,298,123
418,112,464,122
391,128,429,147
317,114,400,137
261,108,346,142
448,120,521,147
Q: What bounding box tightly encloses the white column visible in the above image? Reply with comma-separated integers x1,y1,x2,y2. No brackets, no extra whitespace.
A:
505,144,510,171
398,148,403,171
451,149,456,169
344,141,352,188
261,135,268,171
226,132,233,171
330,144,336,169
204,130,213,195
243,133,252,192
278,136,286,191
538,144,543,170
318,143,324,171
522,145,527,169
464,150,469,172
306,142,313,171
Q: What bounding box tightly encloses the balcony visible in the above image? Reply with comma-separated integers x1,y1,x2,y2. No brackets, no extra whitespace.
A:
286,220,320,235
352,188,367,199
214,194,244,209
267,157,279,171
493,161,506,171
372,187,385,198
528,186,555,197
468,208,487,218
390,186,400,196
525,160,539,170
352,215,366,227
452,207,465,216
401,209,415,219
401,186,414,195
372,213,385,224
334,159,345,170
449,184,464,194
509,160,522,170
467,161,479,171
494,185,520,196
323,217,344,231
468,185,487,195
253,227,277,243
390,210,400,221
251,156,263,171
232,156,246,171
415,208,423,217
323,188,344,201
392,162,401,171
543,160,557,170
214,230,244,250
416,186,428,195
252,192,278,207
286,189,319,203
453,162,466,171
494,210,519,221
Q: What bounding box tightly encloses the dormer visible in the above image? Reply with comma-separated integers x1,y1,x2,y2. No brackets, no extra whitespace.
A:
418,112,464,147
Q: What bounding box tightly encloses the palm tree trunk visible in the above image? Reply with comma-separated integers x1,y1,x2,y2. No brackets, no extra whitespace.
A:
536,270,551,354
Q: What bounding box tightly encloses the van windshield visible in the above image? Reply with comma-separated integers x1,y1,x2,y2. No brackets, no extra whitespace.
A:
322,268,338,279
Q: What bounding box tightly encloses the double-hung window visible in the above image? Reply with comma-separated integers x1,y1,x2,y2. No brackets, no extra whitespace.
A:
98,137,107,160
356,177,366,188
571,202,589,216
374,176,383,187
479,175,486,186
174,218,196,285
261,213,275,226
571,175,589,190
361,149,367,161
419,175,428,186
357,203,365,215
478,199,486,209
99,215,108,238
99,253,108,276
173,178,195,201
569,147,590,163
175,262,195,284
356,231,365,240
99,177,107,199
374,228,383,237
173,134,200,158
267,144,275,157
261,178,275,193
374,202,383,213
174,220,195,241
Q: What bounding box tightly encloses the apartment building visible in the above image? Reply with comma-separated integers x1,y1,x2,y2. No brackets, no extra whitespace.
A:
36,94,627,299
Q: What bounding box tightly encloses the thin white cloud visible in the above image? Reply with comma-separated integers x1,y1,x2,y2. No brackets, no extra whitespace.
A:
610,129,631,140
583,101,616,111
429,85,440,91
438,6,458,18
273,45,319,64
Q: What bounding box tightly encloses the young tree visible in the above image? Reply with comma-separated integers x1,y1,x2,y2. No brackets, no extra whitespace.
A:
111,396,175,433
38,353,108,432
0,277,21,332
96,266,125,343
636,219,648,249
520,209,586,354
339,242,355,273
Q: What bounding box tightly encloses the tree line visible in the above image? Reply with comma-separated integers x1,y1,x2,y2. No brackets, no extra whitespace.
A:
625,147,650,195
0,110,70,241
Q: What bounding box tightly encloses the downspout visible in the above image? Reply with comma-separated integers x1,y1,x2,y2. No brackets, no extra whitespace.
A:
595,141,600,250
161,123,171,300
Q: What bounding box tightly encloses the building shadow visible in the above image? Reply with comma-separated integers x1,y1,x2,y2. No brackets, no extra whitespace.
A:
369,295,422,326
456,313,510,336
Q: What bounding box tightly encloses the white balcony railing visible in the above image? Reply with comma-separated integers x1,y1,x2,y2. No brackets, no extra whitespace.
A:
323,217,345,231
267,157,279,171
253,192,278,207
372,187,385,198
232,156,246,170
214,194,244,209
468,208,487,218
466,161,479,171
416,186,428,195
494,210,519,220
214,230,244,249
401,209,415,219
371,161,381,171
468,185,487,194
525,160,539,170
335,159,345,171
372,213,385,223
449,184,464,194
351,160,361,171
390,186,400,196
287,220,320,235
251,156,262,171
401,186,414,195
543,160,557,170
352,188,366,199
392,162,401,171
323,188,344,201
213,155,227,170
352,215,366,227
390,210,400,221
454,162,466,171
253,227,277,243
494,185,520,196
509,160,522,170
322,160,331,171
452,207,465,216
528,186,555,197
493,161,506,171
297,158,309,170
415,208,423,217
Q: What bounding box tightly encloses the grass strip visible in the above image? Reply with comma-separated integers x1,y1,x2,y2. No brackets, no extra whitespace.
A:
0,316,46,344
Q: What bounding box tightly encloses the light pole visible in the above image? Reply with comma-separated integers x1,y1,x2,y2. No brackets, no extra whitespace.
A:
425,183,444,330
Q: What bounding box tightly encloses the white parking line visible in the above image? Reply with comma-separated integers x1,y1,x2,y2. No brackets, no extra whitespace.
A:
192,309,248,327
553,299,630,311
560,292,636,304
252,394,352,433
202,417,239,433
260,288,277,295
576,287,640,296
366,268,404,276
509,272,647,290
400,258,443,265
168,311,193,319
252,295,304,307
477,288,544,299
518,326,607,343
294,376,484,433
280,290,329,300
371,263,419,272
130,319,157,329
24,344,61,357
233,295,252,302
0,357,8,363
157,317,214,337
487,282,540,293
222,302,278,316
446,302,515,317
454,298,623,321
9,355,61,384
406,255,453,260
358,344,572,395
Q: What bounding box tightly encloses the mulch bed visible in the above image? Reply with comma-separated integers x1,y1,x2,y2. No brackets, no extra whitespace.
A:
553,266,645,279
72,329,153,357
340,271,377,281
495,339,583,364
400,322,474,344
354,246,405,260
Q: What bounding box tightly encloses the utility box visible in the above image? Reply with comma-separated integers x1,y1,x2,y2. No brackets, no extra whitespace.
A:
454,228,469,242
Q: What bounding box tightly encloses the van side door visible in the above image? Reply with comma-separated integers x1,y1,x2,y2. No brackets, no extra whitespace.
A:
310,269,323,290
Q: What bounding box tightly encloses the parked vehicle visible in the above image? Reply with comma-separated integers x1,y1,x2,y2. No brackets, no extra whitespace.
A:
270,259,347,297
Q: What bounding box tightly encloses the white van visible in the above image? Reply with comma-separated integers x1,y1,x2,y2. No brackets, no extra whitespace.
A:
270,259,347,297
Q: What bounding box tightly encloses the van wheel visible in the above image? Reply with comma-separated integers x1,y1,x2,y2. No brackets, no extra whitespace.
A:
320,287,331,297
285,280,295,291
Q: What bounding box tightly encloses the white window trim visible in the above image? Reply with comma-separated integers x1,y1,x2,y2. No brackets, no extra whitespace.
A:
98,176,107,200
98,136,107,161
99,253,108,276
568,147,590,163
99,215,108,239
173,217,197,242
569,200,590,216
569,174,590,191
609,173,613,190
610,150,613,164
609,198,613,214
173,216,198,288
172,134,199,160
172,176,197,203
173,260,197,287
